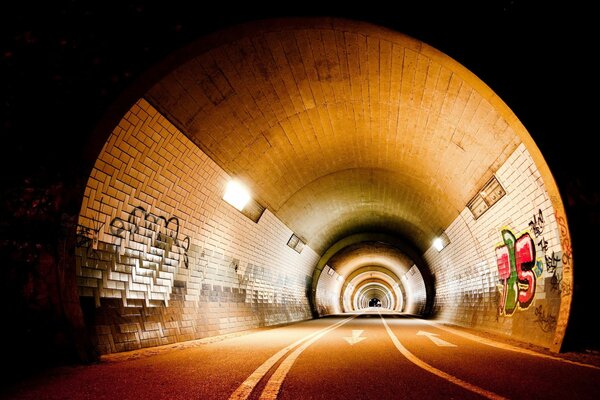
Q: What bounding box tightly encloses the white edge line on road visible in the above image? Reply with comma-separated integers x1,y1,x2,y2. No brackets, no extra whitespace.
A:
228,314,358,400
258,315,358,400
422,320,600,370
380,314,508,400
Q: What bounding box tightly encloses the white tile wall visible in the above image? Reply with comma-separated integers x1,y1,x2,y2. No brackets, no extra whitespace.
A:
424,143,563,347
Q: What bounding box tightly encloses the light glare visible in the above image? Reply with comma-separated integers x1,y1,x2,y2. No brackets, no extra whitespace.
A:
433,237,444,251
223,180,251,211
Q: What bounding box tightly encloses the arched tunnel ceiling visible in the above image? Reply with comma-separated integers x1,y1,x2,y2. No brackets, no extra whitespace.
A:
146,18,522,253
328,241,414,279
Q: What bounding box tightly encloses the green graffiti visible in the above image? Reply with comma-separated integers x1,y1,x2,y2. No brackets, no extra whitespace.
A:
501,229,518,315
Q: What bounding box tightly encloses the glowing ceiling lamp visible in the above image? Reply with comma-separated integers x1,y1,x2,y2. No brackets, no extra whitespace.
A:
433,232,450,252
223,180,251,211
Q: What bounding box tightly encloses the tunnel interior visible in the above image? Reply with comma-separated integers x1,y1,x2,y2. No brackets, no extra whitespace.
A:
314,239,428,316
73,17,573,355
368,298,382,308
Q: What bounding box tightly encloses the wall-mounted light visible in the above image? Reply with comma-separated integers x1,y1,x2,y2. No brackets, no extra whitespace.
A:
433,232,450,252
223,180,251,211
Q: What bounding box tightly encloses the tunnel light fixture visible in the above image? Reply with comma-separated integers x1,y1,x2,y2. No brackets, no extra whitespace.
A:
223,180,251,211
433,232,450,252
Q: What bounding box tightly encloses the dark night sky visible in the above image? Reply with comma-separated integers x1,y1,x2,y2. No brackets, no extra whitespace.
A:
1,2,598,350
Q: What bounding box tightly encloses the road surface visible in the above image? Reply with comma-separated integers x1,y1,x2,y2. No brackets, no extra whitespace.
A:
3,311,599,399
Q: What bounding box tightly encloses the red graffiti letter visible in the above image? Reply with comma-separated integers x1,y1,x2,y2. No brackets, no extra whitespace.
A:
515,233,536,308
496,245,510,280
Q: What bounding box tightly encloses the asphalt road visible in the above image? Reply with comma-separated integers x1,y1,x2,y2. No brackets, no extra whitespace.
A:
3,311,599,399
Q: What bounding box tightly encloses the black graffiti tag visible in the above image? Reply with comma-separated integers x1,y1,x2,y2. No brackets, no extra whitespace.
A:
528,209,545,237
537,237,549,254
533,305,557,333
545,251,561,274
110,206,190,268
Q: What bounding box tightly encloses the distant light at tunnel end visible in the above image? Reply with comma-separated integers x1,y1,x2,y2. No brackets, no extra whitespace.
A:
433,237,445,251
223,180,251,211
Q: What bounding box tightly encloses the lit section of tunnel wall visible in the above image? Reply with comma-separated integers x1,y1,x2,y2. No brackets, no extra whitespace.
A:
75,99,319,354
424,144,565,348
315,265,343,315
402,265,426,315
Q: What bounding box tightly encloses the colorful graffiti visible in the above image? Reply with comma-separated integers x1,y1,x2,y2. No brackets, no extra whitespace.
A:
495,207,567,329
495,229,539,316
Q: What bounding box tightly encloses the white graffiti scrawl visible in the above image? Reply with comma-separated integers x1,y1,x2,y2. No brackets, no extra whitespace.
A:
77,205,191,307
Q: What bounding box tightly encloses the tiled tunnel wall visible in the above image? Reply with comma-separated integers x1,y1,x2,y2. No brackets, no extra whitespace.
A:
76,98,566,354
76,99,319,354
315,265,342,315
402,265,427,315
424,143,565,348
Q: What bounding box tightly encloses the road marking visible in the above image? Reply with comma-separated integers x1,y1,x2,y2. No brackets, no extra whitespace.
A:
258,316,358,400
228,315,358,400
380,314,507,400
417,330,457,347
343,330,367,345
423,320,600,370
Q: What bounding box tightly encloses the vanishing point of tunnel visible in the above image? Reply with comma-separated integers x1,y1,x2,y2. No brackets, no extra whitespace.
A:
3,16,598,400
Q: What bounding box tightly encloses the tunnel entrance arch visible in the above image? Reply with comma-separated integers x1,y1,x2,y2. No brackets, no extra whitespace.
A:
77,17,574,354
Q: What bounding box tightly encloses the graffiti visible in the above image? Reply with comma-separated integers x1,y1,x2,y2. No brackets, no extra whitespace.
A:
537,237,549,253
533,305,557,333
76,197,106,255
555,213,572,297
556,214,572,267
76,225,93,248
545,251,561,274
197,250,209,282
550,269,562,292
495,229,537,316
528,209,545,237
109,206,190,269
75,204,198,307
560,280,572,296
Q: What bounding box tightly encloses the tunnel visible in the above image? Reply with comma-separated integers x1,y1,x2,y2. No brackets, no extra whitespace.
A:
62,17,576,360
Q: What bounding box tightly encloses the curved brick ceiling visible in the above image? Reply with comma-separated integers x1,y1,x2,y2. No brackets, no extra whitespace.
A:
146,18,522,254
328,241,413,279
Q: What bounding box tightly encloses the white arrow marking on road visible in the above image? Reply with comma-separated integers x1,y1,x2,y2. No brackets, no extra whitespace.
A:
417,331,457,347
343,330,367,345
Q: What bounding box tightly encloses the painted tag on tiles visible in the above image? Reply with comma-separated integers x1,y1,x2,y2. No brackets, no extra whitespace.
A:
494,208,562,319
